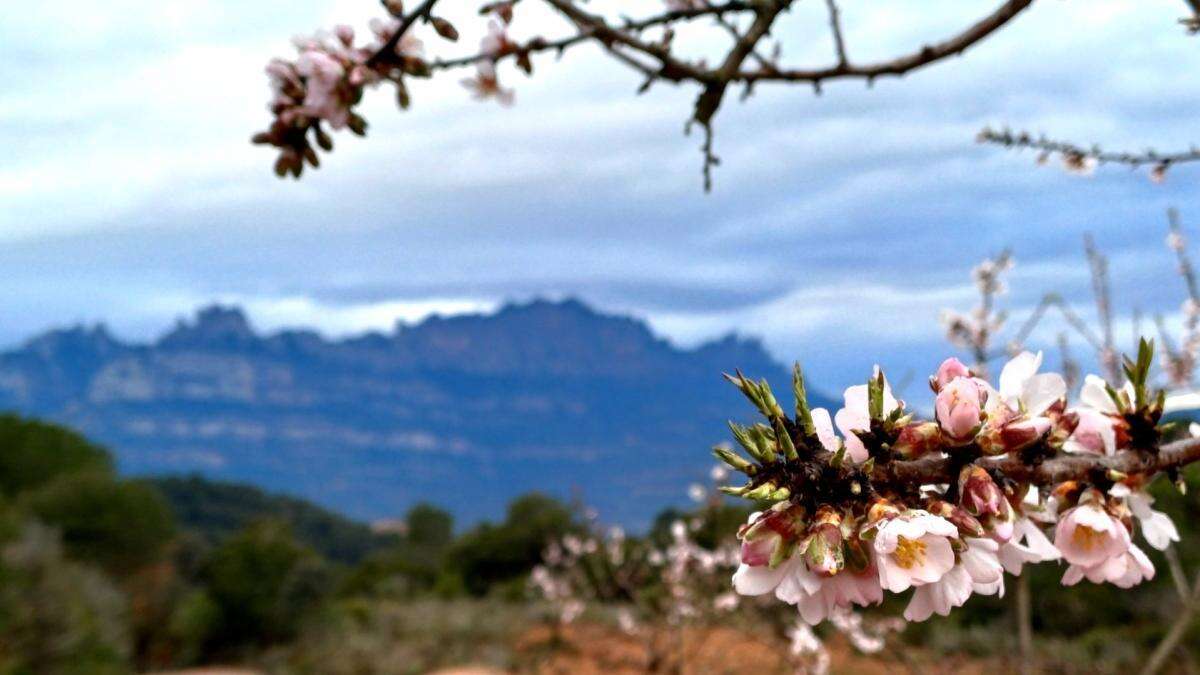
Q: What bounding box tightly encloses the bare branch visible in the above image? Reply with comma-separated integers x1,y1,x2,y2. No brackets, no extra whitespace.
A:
823,0,848,67
735,0,1034,83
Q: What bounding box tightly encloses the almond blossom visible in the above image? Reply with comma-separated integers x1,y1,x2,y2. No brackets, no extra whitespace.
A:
998,515,1060,575
1121,486,1180,551
904,537,1004,622
994,350,1067,418
1054,491,1150,587
872,511,958,593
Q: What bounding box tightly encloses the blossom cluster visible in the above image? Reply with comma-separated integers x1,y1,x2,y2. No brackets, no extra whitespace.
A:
530,478,902,673
253,8,517,177
721,341,1181,625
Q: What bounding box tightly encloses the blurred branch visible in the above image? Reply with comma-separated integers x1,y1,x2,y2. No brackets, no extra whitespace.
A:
1140,566,1200,675
978,127,1200,182
736,0,1035,84
259,0,1040,187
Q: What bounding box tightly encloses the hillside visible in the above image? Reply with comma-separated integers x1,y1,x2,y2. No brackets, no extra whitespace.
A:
0,298,830,525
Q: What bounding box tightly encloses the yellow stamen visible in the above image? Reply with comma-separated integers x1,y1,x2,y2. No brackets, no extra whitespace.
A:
892,536,927,569
1071,525,1106,551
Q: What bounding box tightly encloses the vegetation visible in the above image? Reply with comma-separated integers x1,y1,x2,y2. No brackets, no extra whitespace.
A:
0,412,1196,672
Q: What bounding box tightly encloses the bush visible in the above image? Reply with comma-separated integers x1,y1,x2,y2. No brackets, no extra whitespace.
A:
201,519,332,650
23,473,175,577
450,493,578,596
0,415,113,498
0,520,132,674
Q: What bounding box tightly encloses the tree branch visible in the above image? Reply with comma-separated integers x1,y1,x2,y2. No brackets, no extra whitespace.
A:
366,0,442,66
875,436,1200,488
735,0,1034,83
824,0,848,67
979,127,1200,178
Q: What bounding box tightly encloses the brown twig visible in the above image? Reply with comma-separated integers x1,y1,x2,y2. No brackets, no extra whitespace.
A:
736,0,1034,84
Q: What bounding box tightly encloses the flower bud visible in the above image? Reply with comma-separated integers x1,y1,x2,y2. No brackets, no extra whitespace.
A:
334,24,355,47
960,466,1004,515
935,377,985,444
999,416,1052,453
959,466,1015,542
738,503,804,568
932,357,971,391
927,498,985,538
892,421,944,459
802,506,845,577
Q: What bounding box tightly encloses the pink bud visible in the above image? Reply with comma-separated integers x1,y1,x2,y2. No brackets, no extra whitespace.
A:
960,466,1004,517
933,357,971,390
958,466,1015,542
739,535,778,567
1065,408,1115,455
738,504,804,567
334,24,355,46
1000,417,1052,453
935,377,984,444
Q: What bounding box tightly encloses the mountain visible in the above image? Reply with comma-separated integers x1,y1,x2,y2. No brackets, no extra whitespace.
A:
0,299,834,527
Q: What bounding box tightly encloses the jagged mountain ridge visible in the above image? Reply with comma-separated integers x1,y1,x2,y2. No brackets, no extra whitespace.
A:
0,299,834,526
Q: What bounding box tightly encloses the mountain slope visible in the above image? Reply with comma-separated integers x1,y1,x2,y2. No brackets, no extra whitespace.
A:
0,299,835,526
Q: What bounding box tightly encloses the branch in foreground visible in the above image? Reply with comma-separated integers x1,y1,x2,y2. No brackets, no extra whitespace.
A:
978,127,1200,183
717,340,1194,626
881,435,1200,488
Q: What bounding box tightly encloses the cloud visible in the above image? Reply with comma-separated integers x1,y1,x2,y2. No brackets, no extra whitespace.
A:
1,0,1198,392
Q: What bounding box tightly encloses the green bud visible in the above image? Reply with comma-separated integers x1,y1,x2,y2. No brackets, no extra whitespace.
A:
773,418,799,461
713,446,756,475
793,363,816,437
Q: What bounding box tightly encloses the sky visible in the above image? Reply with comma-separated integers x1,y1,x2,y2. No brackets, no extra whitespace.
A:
2,0,1199,395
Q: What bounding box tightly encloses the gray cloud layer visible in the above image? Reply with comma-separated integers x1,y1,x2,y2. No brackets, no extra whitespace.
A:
2,0,1198,391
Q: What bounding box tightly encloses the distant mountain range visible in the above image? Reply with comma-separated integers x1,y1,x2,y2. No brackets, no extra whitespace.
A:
0,299,834,527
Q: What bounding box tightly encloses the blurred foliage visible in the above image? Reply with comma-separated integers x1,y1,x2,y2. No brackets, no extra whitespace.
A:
150,475,396,564
200,519,331,650
450,493,582,597
0,519,132,675
0,414,113,498
23,472,175,576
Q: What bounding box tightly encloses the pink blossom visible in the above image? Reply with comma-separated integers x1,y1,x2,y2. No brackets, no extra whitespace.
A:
935,377,985,443
994,351,1066,417
1063,407,1117,455
775,562,883,625
1062,544,1155,588
1127,490,1180,551
296,49,350,128
872,511,958,593
461,62,515,105
998,517,1060,575
1054,500,1130,569
904,538,1004,622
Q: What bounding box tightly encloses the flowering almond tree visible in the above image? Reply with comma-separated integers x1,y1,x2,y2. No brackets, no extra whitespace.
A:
718,341,1198,627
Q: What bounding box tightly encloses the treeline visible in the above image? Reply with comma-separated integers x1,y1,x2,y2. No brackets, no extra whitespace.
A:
0,414,590,673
